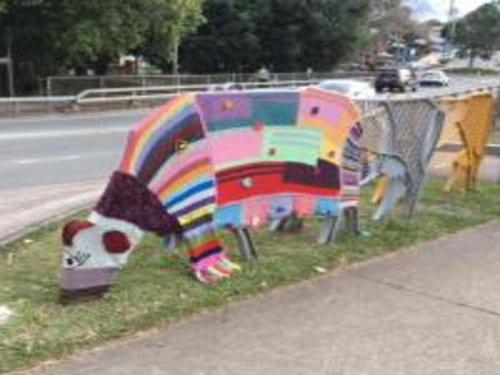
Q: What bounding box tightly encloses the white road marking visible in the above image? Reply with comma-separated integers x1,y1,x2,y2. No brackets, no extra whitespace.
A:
0,108,150,125
8,151,119,165
0,126,129,141
16,155,82,165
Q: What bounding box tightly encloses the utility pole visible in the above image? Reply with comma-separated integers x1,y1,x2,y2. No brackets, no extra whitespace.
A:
6,44,14,97
0,30,14,97
448,0,457,42
0,53,14,97
172,35,179,75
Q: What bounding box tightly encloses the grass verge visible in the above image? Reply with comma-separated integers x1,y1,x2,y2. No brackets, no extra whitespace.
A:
1,181,500,373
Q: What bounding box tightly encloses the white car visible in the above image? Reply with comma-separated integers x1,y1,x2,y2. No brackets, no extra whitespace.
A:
316,79,376,98
419,71,450,87
207,82,242,91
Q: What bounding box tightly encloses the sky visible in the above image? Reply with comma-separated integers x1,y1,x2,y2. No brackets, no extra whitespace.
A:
407,0,491,21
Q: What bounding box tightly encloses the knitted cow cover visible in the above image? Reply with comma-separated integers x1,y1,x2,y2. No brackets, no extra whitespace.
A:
60,88,363,301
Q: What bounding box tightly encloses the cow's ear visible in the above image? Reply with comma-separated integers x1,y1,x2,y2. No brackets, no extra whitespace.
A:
62,220,94,246
102,231,131,254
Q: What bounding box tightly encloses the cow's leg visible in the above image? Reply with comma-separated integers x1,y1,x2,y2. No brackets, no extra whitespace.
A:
162,233,180,253
444,160,461,192
317,215,340,245
269,218,287,231
345,207,361,235
271,214,304,233
371,176,389,205
230,227,258,261
372,178,406,221
184,223,240,284
283,215,304,232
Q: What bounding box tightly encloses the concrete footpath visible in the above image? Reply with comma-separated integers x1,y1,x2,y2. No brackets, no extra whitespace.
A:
27,221,500,375
0,180,104,246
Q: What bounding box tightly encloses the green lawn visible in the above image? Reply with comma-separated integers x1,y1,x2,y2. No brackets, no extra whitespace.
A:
1,181,500,373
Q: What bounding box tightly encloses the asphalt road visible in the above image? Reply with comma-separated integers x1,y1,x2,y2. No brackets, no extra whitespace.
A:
0,110,149,190
0,75,499,191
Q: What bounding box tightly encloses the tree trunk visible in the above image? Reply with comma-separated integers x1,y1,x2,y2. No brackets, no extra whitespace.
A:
172,36,179,75
468,49,476,68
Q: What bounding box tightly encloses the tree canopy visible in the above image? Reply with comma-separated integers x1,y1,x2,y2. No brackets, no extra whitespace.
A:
0,0,374,94
448,2,500,67
0,0,204,92
179,0,370,73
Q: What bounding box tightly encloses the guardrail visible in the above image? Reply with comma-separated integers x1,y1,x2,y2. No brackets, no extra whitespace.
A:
74,79,321,105
1,77,500,118
0,96,75,117
41,71,373,96
0,79,320,117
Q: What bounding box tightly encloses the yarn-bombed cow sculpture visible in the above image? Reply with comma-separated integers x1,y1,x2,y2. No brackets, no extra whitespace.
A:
60,88,363,300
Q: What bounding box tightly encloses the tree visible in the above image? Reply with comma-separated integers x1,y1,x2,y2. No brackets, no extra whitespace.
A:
451,2,500,67
179,0,262,73
0,0,205,93
135,0,204,74
368,0,419,48
57,1,151,74
180,0,370,73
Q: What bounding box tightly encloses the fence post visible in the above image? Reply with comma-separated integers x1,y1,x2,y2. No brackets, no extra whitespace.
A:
141,76,146,97
47,78,52,97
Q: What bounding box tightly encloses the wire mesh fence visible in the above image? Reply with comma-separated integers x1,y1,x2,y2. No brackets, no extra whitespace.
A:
40,71,373,96
356,97,445,219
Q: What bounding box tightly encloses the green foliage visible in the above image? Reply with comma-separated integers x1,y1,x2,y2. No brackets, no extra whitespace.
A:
0,0,204,93
180,0,370,73
369,0,417,41
449,2,500,67
134,0,205,73
0,0,373,91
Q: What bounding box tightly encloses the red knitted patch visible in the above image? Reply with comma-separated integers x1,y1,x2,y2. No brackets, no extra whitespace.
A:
253,121,264,131
102,231,131,254
62,220,95,246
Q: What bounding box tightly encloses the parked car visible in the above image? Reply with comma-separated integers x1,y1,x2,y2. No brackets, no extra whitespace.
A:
316,79,375,98
207,82,243,91
375,68,418,93
419,70,450,87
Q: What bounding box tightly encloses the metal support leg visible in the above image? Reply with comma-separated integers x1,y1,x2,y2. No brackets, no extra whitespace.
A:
373,179,406,221
231,228,258,261
163,234,178,253
317,215,340,245
344,207,361,236
269,218,286,232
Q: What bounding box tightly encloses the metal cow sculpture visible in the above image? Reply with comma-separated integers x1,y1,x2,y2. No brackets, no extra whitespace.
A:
60,88,363,301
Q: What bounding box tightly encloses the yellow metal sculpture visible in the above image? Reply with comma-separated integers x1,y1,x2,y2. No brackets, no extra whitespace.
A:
438,92,494,192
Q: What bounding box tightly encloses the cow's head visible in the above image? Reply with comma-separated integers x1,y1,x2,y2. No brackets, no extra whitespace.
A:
60,212,143,302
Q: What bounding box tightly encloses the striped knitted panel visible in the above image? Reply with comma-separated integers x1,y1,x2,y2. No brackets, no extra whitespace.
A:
187,229,224,269
341,122,363,205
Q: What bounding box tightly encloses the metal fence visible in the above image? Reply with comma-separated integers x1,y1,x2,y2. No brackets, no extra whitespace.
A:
357,97,445,220
40,71,373,96
0,78,322,117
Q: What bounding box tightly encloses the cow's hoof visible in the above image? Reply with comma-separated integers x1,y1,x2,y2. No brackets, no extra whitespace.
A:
194,255,241,284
